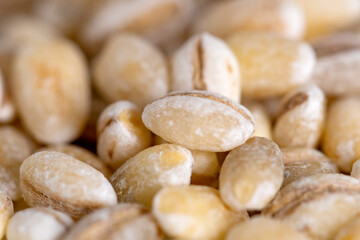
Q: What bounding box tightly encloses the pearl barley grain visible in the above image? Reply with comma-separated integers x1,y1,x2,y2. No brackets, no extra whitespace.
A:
142,90,255,152
110,144,193,208
171,32,241,102
273,84,326,148
6,207,73,240
323,97,360,173
227,32,315,99
152,185,248,239
11,38,90,144
97,101,152,170
20,151,117,219
92,33,169,109
219,137,283,211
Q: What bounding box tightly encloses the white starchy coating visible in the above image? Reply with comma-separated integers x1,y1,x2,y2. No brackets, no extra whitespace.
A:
312,50,360,95
40,144,111,178
81,0,194,50
283,192,360,240
278,1,305,39
20,151,117,205
152,185,244,239
219,137,283,211
97,100,151,169
6,208,73,240
142,91,255,152
111,144,193,207
274,84,325,148
93,33,168,108
265,174,360,213
246,181,279,208
172,33,240,102
11,39,90,144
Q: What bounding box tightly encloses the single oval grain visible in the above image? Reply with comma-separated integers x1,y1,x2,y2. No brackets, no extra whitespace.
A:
110,144,193,208
20,151,117,219
142,90,255,152
152,185,247,239
6,207,73,240
219,137,284,211
97,100,152,170
171,32,241,102
11,38,90,144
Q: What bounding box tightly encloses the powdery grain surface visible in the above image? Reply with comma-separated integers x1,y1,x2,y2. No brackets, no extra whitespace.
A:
274,84,326,148
282,192,360,240
263,174,360,239
40,144,111,178
171,32,240,102
92,33,168,108
152,185,247,239
6,208,73,240
111,144,193,208
263,173,360,216
20,151,117,206
312,50,360,96
97,100,151,169
142,90,255,152
63,204,161,240
11,39,90,144
219,137,283,211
